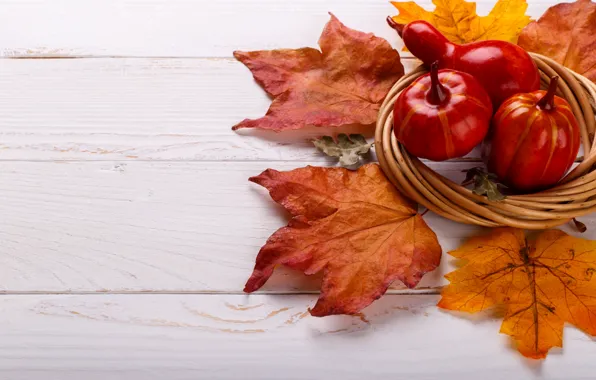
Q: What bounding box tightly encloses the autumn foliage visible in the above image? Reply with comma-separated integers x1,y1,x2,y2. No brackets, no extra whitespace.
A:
233,0,596,361
518,0,596,82
246,164,442,316
390,0,531,45
233,14,405,132
439,228,596,359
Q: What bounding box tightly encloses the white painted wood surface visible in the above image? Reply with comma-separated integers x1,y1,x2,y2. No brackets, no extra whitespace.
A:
0,57,420,162
1,0,594,378
0,294,595,380
0,0,554,58
1,160,506,292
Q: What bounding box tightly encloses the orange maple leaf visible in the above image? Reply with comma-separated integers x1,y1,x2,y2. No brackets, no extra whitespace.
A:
245,164,442,316
439,228,596,359
518,0,596,83
390,0,531,45
232,14,405,132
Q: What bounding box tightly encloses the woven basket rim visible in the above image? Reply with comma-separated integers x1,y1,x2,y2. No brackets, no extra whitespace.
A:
375,53,596,229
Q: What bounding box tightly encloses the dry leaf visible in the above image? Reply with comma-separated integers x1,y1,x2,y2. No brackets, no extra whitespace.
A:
462,167,506,201
518,0,596,82
439,228,596,359
391,0,531,44
313,134,372,167
246,164,441,316
233,14,405,132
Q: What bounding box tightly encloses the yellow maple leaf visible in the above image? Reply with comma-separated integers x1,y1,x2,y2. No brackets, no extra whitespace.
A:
439,228,596,359
391,0,531,44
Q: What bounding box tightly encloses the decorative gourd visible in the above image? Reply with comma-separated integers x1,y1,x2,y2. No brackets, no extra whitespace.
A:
387,18,540,108
488,76,581,192
393,62,493,161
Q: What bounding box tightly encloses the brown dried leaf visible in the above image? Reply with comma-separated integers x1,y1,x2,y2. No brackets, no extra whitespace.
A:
518,0,596,82
245,164,442,316
233,14,404,131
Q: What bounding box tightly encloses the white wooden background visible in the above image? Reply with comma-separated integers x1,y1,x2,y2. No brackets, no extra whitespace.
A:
1,0,595,379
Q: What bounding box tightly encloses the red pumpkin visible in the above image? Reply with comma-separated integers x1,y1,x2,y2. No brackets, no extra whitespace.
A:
393,62,493,161
488,76,581,192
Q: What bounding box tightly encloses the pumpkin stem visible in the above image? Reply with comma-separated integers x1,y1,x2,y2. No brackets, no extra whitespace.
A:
537,76,559,111
386,16,405,38
427,61,448,105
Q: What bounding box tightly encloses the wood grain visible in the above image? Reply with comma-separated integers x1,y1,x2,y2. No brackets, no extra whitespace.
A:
0,57,423,162
0,0,554,58
0,160,537,292
0,293,593,379
0,160,589,292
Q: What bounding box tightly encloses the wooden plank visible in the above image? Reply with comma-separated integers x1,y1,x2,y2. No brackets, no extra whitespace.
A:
0,160,539,292
0,57,425,162
0,0,554,58
0,293,592,379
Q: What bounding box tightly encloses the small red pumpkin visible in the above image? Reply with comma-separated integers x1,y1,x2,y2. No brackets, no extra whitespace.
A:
488,76,581,192
393,62,493,161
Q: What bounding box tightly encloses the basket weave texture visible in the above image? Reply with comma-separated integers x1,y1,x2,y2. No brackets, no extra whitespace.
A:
375,53,596,229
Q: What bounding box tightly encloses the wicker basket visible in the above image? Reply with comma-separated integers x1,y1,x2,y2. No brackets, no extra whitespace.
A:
375,53,596,229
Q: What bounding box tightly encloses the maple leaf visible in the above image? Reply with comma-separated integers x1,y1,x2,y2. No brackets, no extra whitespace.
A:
245,164,441,316
312,134,372,167
232,14,405,132
518,0,596,83
390,0,531,45
439,228,596,359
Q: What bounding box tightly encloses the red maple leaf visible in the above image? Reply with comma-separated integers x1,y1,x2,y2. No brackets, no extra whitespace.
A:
245,164,441,316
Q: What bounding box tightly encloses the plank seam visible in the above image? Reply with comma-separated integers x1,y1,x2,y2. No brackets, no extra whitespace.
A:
1,55,418,60
0,289,441,295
